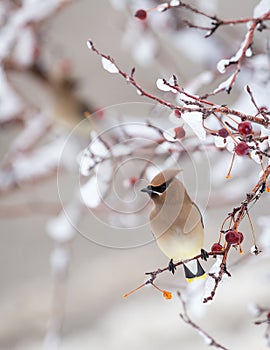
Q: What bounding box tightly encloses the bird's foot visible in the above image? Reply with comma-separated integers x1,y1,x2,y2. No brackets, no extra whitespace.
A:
201,249,209,261
168,259,176,274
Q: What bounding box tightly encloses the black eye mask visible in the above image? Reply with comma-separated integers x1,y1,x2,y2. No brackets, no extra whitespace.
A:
149,177,173,194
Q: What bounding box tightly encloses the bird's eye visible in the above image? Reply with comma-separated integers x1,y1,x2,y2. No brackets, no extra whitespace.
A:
160,183,167,192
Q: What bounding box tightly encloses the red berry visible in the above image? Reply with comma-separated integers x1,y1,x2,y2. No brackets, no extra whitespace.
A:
211,243,223,253
238,121,253,135
267,311,270,320
218,128,229,138
225,230,244,244
225,230,240,244
174,126,185,139
174,109,181,117
235,142,249,156
134,9,147,20
237,231,244,244
94,107,105,119
129,177,138,186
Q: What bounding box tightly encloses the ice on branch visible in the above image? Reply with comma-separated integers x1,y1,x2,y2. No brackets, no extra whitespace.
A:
79,149,95,176
198,331,213,346
0,0,68,62
88,131,109,157
111,143,132,157
101,57,119,74
250,150,261,164
245,47,253,57
214,135,226,148
121,123,161,140
80,174,108,208
156,77,178,93
0,68,24,121
20,0,68,21
157,3,169,12
47,201,82,242
12,27,36,67
86,40,94,50
216,32,251,75
11,113,50,152
12,138,66,182
181,108,206,140
79,131,109,176
253,0,270,18
203,257,229,302
260,125,270,149
50,246,70,273
0,135,79,192
170,0,180,6
248,303,264,317
213,74,234,94
163,128,178,142
217,59,228,74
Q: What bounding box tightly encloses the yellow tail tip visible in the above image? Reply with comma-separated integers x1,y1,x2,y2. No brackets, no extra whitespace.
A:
186,273,206,283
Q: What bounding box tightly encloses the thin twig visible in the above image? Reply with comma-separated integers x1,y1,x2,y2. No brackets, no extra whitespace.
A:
87,40,269,127
177,291,229,350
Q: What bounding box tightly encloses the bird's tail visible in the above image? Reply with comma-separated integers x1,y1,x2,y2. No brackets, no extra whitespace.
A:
183,259,206,283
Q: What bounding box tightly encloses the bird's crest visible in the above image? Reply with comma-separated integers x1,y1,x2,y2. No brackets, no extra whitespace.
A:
150,168,182,186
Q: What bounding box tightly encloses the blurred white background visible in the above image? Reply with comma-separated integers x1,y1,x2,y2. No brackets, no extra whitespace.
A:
1,1,270,349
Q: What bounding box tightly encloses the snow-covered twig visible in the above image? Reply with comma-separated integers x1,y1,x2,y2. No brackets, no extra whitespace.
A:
203,164,270,302
177,291,228,350
137,1,270,37
87,40,270,127
122,163,270,302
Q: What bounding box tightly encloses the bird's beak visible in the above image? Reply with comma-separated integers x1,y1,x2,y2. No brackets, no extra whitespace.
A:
141,187,152,195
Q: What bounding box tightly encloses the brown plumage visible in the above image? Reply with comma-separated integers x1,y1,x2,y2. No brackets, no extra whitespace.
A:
141,168,205,282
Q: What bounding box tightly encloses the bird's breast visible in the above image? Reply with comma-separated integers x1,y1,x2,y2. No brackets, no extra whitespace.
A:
152,222,204,261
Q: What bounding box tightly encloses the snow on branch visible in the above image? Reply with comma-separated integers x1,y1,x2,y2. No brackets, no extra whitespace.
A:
121,163,270,303
135,1,270,38
85,40,270,304
177,291,229,350
0,0,70,63
87,40,270,181
133,2,270,94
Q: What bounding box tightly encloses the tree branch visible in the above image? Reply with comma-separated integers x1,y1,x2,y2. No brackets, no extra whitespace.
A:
178,291,229,350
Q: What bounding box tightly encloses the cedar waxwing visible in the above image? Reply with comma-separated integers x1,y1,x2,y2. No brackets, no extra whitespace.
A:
26,61,93,134
141,168,206,282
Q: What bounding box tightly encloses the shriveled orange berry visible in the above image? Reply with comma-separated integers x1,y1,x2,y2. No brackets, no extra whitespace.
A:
163,290,172,300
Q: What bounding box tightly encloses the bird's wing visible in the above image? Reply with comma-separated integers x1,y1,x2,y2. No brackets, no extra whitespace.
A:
192,201,204,228
183,202,204,234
